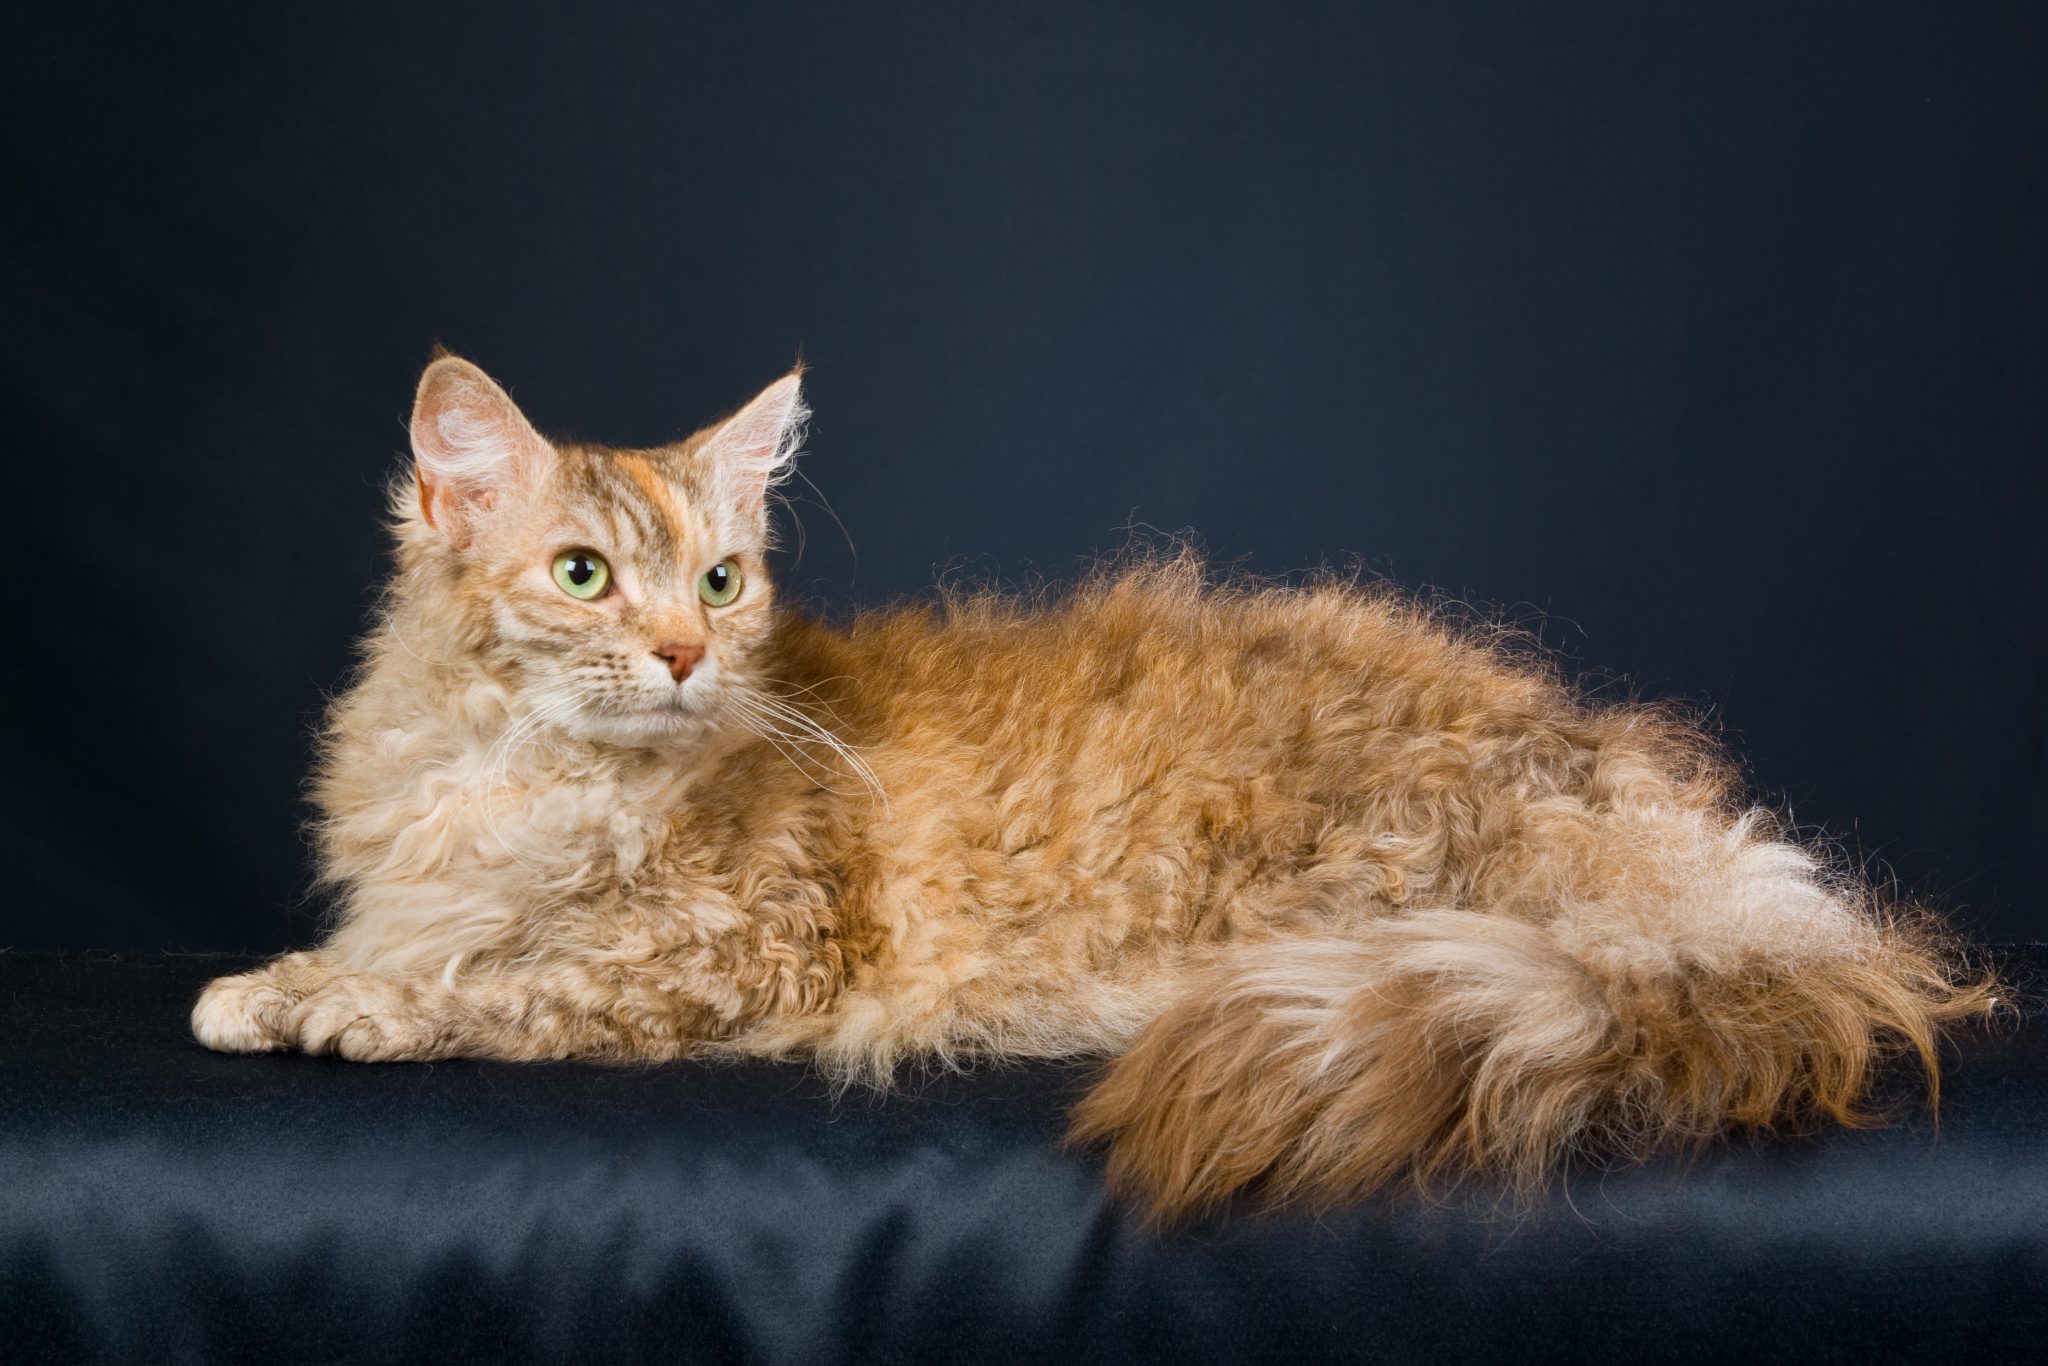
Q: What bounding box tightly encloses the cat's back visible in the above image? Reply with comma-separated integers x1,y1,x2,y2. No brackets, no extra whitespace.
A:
770,556,1573,787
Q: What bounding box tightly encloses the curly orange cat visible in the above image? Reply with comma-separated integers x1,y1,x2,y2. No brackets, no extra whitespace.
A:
193,353,1995,1221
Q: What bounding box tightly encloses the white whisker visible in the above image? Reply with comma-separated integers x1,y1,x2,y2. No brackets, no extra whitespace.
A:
739,691,887,799
746,694,884,783
723,704,873,798
733,720,864,795
722,687,888,808
745,673,858,705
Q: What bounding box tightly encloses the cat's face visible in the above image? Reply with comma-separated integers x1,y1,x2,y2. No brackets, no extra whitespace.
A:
402,354,806,749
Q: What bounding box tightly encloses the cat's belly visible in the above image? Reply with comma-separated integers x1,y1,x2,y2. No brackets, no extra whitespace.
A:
730,934,1188,1078
722,841,1231,1077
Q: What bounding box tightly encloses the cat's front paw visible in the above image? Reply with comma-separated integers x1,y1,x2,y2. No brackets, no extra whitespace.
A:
191,972,296,1053
289,977,437,1063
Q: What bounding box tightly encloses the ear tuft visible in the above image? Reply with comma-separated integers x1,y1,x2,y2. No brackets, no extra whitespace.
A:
409,354,552,541
700,372,808,511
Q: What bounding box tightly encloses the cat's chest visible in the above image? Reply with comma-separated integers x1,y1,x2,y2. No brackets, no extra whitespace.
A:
395,736,687,887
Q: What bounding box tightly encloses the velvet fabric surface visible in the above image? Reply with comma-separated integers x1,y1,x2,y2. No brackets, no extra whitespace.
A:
4,950,2044,1364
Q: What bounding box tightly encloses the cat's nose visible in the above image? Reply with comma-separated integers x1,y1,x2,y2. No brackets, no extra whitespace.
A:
653,642,706,683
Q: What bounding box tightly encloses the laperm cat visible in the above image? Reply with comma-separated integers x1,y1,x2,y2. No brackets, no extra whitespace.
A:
195,353,1995,1221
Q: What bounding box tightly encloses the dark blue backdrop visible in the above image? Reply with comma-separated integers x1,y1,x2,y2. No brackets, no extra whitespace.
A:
3,3,2042,950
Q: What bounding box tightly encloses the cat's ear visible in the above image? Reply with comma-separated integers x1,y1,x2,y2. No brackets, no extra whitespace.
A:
699,370,808,519
409,353,554,544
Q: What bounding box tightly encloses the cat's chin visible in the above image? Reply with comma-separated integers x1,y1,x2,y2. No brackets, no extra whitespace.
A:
570,704,722,752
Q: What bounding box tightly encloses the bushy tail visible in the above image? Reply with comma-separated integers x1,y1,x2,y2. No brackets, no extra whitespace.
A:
1071,884,1996,1223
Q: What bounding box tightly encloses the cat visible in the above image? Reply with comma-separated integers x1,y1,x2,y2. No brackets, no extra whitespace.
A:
192,352,1996,1222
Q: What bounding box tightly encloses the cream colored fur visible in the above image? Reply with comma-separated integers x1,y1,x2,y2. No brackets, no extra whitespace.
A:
193,354,1994,1222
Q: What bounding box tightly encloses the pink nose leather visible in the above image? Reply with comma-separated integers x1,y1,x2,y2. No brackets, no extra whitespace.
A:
654,642,706,682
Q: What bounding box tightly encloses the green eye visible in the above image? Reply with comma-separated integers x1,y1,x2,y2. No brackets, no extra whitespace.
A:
551,550,610,600
698,559,743,607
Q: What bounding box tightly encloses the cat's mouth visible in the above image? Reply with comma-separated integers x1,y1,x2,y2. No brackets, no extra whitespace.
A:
602,667,724,720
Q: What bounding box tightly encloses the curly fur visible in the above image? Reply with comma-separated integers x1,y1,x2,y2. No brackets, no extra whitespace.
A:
193,354,1997,1223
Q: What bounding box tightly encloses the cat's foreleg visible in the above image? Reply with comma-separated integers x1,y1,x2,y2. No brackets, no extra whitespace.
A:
280,966,707,1064
191,951,345,1054
191,955,697,1063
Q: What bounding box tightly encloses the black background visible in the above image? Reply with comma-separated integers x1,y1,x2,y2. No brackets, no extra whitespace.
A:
3,3,2042,953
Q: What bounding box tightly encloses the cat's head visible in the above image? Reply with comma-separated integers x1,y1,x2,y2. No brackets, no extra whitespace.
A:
397,351,805,749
